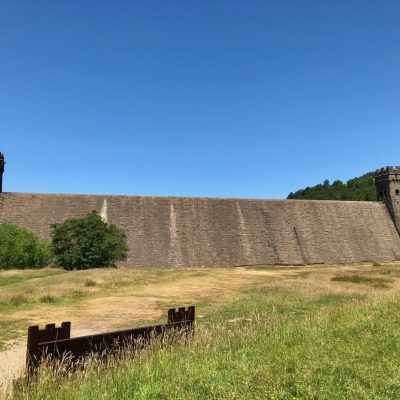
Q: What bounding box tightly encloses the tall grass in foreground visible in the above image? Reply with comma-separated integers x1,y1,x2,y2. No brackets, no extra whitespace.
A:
12,288,400,400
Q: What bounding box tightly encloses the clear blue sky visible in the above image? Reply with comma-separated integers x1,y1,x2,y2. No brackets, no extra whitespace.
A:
1,1,399,198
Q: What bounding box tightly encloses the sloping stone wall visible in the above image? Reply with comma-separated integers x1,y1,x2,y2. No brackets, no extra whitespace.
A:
0,192,399,267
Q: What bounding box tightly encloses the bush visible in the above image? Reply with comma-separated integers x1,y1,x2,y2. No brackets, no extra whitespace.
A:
51,211,128,270
0,224,52,269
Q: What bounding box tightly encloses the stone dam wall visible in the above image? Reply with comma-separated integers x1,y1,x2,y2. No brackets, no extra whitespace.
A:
0,192,400,267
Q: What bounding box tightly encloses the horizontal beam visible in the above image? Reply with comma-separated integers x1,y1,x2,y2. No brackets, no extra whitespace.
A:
38,321,193,357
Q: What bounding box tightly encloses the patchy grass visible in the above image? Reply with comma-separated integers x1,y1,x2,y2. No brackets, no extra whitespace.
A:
2,263,400,350
0,269,64,287
39,295,57,304
83,279,96,287
0,267,268,348
331,274,392,288
8,294,29,307
3,261,400,398
11,281,400,400
361,259,382,266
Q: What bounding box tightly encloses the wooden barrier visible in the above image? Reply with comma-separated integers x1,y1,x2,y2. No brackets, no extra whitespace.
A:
26,306,195,375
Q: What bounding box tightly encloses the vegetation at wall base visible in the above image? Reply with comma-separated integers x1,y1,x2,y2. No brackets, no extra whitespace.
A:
288,172,377,201
51,211,128,270
0,224,51,270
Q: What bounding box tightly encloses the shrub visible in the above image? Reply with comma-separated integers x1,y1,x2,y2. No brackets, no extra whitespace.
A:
51,211,128,270
0,223,52,269
84,279,97,287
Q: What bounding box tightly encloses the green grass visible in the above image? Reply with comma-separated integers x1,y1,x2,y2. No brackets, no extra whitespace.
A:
39,295,57,304
8,294,29,307
331,274,392,288
12,284,400,400
0,270,65,287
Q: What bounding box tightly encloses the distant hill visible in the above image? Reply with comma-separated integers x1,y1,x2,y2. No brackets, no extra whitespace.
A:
287,172,377,201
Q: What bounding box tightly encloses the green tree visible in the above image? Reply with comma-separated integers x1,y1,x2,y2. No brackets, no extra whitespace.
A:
51,211,128,270
287,172,377,201
0,224,52,269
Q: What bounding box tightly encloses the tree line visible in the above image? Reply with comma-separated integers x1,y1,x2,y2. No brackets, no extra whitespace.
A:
287,172,377,201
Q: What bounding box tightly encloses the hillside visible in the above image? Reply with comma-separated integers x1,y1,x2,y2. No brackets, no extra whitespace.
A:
287,172,377,201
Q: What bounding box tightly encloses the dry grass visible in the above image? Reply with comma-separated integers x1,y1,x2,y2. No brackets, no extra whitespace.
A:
0,267,262,346
2,262,400,348
7,261,400,400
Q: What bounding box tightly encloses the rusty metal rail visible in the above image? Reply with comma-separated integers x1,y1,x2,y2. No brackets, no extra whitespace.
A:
26,306,195,375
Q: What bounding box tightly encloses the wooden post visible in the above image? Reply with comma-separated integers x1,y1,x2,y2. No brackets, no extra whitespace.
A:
26,322,71,376
168,306,195,333
26,326,40,375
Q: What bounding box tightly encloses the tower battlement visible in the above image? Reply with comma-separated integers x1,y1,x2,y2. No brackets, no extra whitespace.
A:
375,166,400,176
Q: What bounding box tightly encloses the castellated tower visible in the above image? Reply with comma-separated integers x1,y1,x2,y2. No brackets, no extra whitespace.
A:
0,152,4,193
375,166,400,234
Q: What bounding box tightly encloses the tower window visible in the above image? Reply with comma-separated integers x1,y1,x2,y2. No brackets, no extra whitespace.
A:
396,189,400,197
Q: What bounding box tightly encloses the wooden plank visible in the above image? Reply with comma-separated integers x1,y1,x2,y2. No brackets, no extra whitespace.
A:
38,321,191,359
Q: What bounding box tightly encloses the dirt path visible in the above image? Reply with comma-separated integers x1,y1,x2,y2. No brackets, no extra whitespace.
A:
0,325,95,395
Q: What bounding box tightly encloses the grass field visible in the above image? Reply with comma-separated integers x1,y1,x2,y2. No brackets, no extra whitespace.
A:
3,262,400,399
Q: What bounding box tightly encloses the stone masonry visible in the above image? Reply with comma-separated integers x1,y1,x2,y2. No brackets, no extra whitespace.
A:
0,193,399,267
375,166,400,235
0,153,399,267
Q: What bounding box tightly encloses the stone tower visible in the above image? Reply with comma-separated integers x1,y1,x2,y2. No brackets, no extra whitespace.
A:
375,166,400,234
0,152,4,193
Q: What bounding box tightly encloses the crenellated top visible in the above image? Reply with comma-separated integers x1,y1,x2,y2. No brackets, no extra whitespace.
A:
0,153,4,171
375,166,400,175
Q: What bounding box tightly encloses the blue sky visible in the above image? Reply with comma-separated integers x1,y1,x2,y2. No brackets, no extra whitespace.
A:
1,1,399,198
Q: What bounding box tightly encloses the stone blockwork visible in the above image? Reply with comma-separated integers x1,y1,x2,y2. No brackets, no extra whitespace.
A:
0,192,399,267
375,166,400,235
